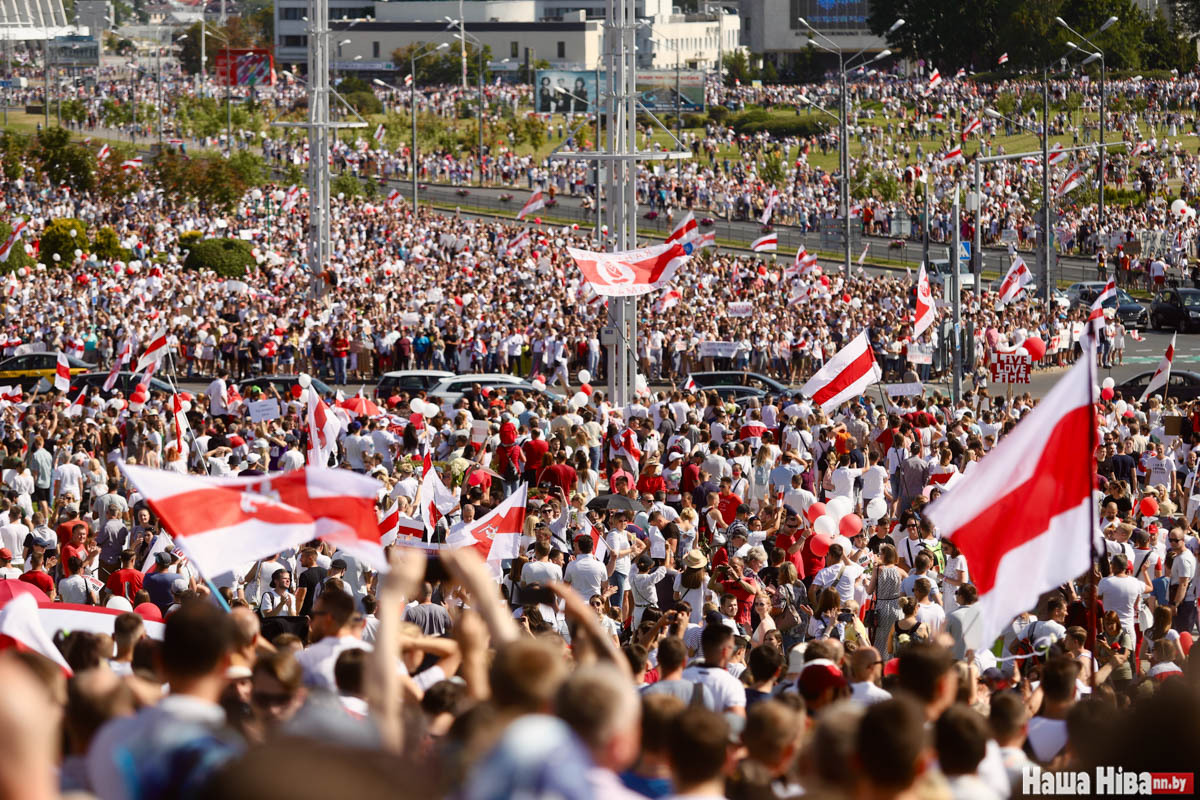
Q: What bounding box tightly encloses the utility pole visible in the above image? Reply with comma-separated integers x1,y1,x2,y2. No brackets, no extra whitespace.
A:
43,34,49,128
840,65,850,279
1042,65,1052,306
200,17,205,98
458,0,466,93
675,47,681,142
973,155,982,282
951,183,962,402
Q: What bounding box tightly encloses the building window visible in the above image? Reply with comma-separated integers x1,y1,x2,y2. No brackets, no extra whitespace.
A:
282,35,307,47
557,41,565,58
281,7,304,20
790,0,802,28
372,41,379,58
511,41,519,58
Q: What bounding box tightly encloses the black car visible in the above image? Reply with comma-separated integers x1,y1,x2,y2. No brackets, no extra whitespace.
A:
1114,370,1200,402
1150,288,1200,331
1065,281,1148,328
70,371,176,399
708,385,768,403
685,371,798,398
238,374,334,399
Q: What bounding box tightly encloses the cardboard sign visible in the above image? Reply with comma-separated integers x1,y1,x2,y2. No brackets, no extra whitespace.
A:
907,343,934,365
470,419,490,445
247,398,281,422
989,352,1031,384
886,383,925,397
728,302,753,317
699,341,739,358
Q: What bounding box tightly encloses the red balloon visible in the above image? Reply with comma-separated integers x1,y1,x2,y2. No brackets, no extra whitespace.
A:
842,292,852,303
809,531,836,557
1101,387,1114,401
290,385,303,399
805,502,827,524
820,275,831,287
839,513,863,537
1140,497,1159,517
580,382,593,395
1024,337,1046,361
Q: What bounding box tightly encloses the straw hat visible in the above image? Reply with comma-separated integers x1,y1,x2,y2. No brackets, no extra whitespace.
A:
683,549,707,570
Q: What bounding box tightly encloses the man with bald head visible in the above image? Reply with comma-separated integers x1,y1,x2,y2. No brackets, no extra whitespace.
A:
848,646,891,706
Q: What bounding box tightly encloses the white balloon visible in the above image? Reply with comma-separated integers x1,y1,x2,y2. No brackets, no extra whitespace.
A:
1171,198,1188,215
570,391,588,408
180,400,192,414
866,497,887,522
813,515,837,537
532,379,546,391
1015,346,1029,357
73,248,82,258
52,253,61,262
825,496,853,523
1102,377,1116,390
577,369,591,384
510,400,527,416
298,373,312,389
1115,400,1128,415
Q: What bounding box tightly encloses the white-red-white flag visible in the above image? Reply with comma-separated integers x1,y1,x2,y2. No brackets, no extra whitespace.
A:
306,391,345,467
926,68,942,93
404,73,413,87
1047,142,1068,166
121,464,386,576
1056,164,1085,197
567,241,689,297
925,347,1096,648
760,188,780,225
0,219,28,263
379,500,426,546
913,263,937,338
505,229,530,256
172,392,190,455
417,465,456,535
97,143,110,162
654,288,682,313
1131,141,1154,158
961,117,982,140
1086,278,1116,333
997,52,1009,65
64,389,87,417
685,231,716,253
0,594,73,676
940,147,964,168
134,329,168,374
120,158,142,171
373,123,385,143
385,189,401,207
751,233,778,253
800,331,882,413
517,190,546,220
665,211,698,245
997,254,1034,305
445,483,527,571
1140,333,1176,402
54,351,71,392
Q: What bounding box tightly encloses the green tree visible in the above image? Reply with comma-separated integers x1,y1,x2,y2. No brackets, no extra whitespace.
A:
39,218,89,267
33,127,95,192
759,152,785,187
91,227,131,262
722,51,754,87
1141,11,1196,72
228,151,268,187
0,132,29,181
182,238,255,277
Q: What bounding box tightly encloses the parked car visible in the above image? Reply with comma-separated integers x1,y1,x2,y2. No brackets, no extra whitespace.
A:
373,370,454,399
1065,282,1149,328
684,371,797,398
1149,288,1200,332
1115,370,1200,402
926,258,976,288
427,373,563,405
69,371,175,399
238,374,334,399
0,352,91,390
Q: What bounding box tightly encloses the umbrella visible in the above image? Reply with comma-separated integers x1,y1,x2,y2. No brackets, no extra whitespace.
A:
586,494,646,513
338,395,382,417
0,580,49,608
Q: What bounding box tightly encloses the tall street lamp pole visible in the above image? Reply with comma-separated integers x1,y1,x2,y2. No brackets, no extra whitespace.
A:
411,42,450,211
450,25,486,187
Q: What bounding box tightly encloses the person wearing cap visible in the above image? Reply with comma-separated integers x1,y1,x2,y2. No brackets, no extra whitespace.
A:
796,659,850,715
0,547,19,580
145,551,185,614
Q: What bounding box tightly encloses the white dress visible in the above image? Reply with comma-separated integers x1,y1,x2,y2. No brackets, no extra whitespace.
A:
942,554,969,614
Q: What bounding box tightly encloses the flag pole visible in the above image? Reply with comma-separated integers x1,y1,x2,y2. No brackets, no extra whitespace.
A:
1084,335,1100,652
164,350,212,477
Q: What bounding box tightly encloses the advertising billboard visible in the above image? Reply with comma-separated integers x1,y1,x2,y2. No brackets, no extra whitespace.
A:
535,69,706,115
213,48,275,87
49,35,101,67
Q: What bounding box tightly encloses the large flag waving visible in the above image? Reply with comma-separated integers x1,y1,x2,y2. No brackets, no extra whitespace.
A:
0,219,28,262
925,346,1096,649
1086,278,1115,334
517,190,546,220
446,483,528,573
54,351,71,392
134,329,168,374
800,331,882,413
121,464,386,576
913,263,937,337
665,211,697,245
997,254,1034,305
306,390,345,467
1140,333,1176,402
567,242,689,297
0,594,73,676
751,233,778,253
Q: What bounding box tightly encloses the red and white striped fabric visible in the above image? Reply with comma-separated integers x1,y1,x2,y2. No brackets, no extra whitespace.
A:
760,189,780,225
800,331,882,413
121,464,385,577
738,421,768,441
688,231,716,252
1086,279,1115,333
516,190,546,220
568,242,689,297
1056,165,1085,197
939,147,964,168
54,351,71,393
282,185,302,212
683,376,697,393
1131,141,1154,158
385,189,401,207
1047,143,1068,166
926,348,1096,648
379,500,426,546
172,392,190,454
997,254,1034,305
120,158,142,171
417,465,456,536
961,117,982,140
0,594,73,676
997,52,1009,65
446,484,527,573
654,288,682,313
134,329,168,374
926,68,942,93
913,263,937,338
373,123,385,143
665,211,698,245
751,233,777,253
1139,333,1175,402
404,73,413,87
1128,329,1145,342
38,602,165,641
505,229,530,256
64,389,87,417
306,391,344,467
0,219,28,262
97,143,110,162
609,427,643,474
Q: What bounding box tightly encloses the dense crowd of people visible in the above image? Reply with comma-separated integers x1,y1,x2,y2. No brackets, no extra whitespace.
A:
0,56,1197,800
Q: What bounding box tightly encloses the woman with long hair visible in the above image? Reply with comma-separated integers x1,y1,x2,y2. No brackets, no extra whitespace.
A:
1138,605,1181,670
1097,609,1135,692
866,543,907,655
886,596,929,656
674,549,708,625
807,588,842,640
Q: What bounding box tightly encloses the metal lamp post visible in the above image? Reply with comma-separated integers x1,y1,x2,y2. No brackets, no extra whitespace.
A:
798,16,903,279
411,42,450,211
449,24,487,186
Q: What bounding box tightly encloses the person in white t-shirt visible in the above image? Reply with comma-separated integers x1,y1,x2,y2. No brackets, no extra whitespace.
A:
680,623,747,715
912,577,946,635
809,544,865,607
1096,554,1147,634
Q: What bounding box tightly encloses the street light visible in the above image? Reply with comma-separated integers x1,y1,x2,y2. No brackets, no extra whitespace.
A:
1056,15,1116,278
449,22,487,187
410,42,450,211
205,26,235,156
798,15,902,279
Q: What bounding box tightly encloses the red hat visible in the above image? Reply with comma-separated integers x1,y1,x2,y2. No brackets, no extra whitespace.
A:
0,548,11,560
797,660,849,700
229,435,246,448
